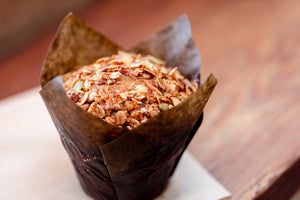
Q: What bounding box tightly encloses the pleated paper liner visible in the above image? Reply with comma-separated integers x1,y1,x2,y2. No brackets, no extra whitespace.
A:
40,13,217,200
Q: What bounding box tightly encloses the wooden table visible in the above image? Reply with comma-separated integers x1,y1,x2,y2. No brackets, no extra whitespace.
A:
1,0,300,199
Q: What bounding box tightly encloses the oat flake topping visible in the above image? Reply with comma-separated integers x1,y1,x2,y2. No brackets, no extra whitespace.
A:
63,51,198,130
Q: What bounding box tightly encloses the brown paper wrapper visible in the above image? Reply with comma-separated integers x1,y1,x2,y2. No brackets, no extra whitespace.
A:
40,13,217,200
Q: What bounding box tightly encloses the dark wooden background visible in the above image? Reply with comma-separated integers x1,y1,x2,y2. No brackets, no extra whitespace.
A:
1,0,300,199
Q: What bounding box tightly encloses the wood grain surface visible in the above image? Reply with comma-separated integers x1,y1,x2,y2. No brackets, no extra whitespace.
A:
1,0,300,199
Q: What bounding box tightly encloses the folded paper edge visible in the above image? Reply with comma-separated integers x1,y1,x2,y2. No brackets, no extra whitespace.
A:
129,14,201,82
40,12,121,87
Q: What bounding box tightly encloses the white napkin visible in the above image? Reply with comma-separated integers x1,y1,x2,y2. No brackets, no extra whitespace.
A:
0,88,230,200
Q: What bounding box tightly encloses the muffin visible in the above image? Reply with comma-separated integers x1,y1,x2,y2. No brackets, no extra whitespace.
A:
40,13,217,200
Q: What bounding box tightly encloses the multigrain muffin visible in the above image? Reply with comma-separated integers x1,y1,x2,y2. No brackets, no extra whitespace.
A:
63,51,198,130
40,13,217,200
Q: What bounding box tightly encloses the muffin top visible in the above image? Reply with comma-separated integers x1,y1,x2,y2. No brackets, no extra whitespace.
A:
63,51,198,130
